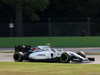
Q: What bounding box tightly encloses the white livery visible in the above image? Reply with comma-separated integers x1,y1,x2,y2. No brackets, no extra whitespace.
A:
13,45,95,63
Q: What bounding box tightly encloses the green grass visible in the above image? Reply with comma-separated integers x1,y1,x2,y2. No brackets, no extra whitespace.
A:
0,51,14,53
86,53,100,55
1,37,100,47
0,62,100,75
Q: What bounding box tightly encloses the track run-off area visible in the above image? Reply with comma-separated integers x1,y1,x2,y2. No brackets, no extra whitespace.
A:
0,47,100,64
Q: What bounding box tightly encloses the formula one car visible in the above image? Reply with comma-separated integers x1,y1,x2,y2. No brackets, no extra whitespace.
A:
13,45,95,63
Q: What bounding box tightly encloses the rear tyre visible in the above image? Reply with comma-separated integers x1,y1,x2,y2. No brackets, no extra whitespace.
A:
13,52,24,62
59,53,71,63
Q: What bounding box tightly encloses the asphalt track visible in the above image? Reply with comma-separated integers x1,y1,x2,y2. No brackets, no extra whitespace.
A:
0,47,100,64
1,47,100,53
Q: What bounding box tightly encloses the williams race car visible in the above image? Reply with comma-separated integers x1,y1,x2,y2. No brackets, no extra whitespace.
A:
13,45,95,63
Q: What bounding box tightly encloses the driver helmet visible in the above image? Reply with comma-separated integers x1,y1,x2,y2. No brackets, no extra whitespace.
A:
46,43,50,46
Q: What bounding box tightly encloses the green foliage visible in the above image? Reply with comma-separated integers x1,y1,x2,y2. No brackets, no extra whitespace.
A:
2,0,13,3
47,0,100,18
1,0,49,21
23,0,49,20
1,0,100,21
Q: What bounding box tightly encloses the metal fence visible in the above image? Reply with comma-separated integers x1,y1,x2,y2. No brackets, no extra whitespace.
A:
0,18,100,37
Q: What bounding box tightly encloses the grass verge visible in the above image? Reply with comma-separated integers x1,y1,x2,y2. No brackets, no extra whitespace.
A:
0,62,100,75
0,51,14,53
86,53,100,55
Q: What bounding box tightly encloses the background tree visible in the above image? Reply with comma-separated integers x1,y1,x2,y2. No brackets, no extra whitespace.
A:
1,0,49,36
40,0,100,18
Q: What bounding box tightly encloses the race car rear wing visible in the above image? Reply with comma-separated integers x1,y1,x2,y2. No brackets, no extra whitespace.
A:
15,45,31,53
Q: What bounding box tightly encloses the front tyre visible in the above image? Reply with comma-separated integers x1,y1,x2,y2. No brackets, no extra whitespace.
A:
59,53,71,63
13,52,24,62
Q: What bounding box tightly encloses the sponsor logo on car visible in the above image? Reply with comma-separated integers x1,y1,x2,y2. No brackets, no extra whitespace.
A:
37,54,45,56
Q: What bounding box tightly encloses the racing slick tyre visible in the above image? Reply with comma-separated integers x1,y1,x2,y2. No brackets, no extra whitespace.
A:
77,51,86,58
13,52,24,62
59,52,71,63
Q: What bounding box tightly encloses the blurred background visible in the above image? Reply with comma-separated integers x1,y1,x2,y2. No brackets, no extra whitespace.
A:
0,0,100,37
